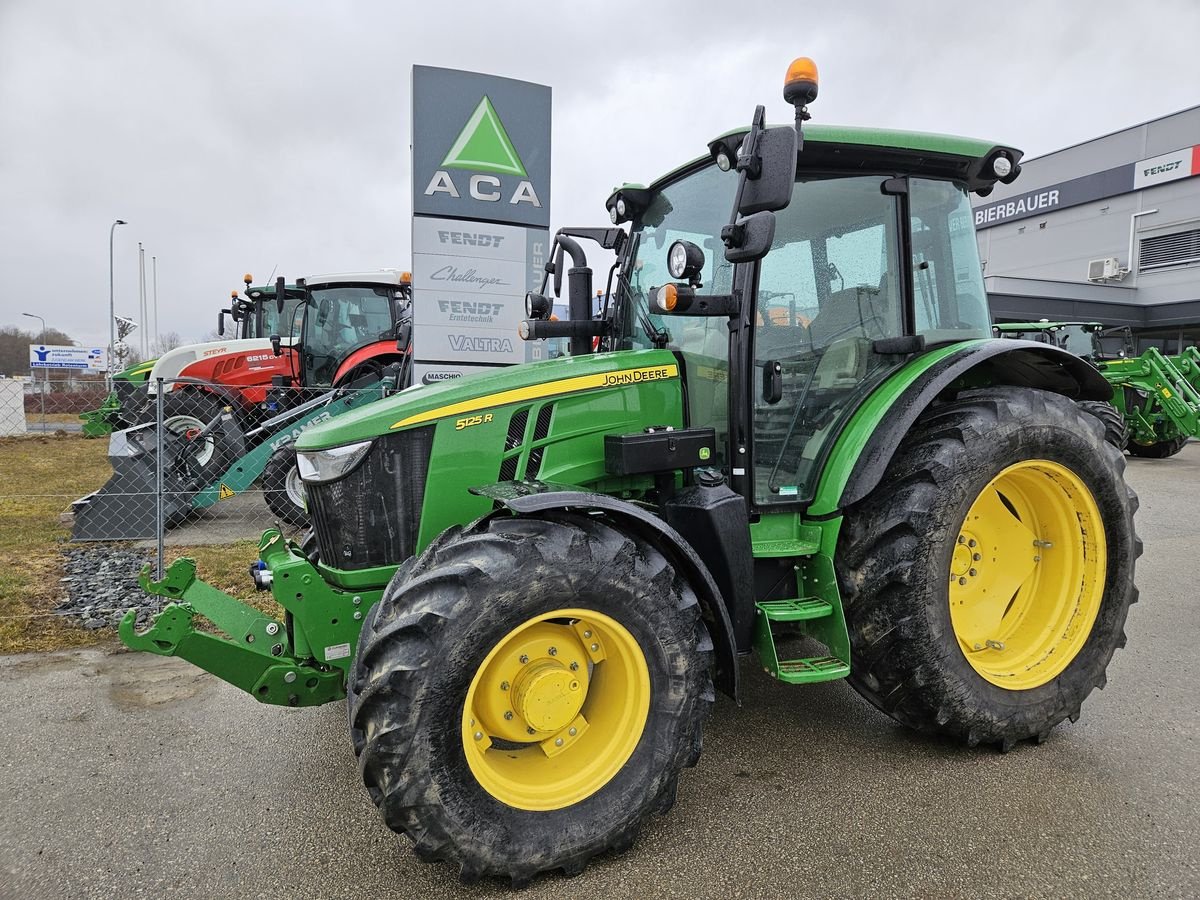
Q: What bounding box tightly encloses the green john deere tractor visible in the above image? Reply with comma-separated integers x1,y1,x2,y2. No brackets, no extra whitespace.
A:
995,320,1200,457
123,59,1140,884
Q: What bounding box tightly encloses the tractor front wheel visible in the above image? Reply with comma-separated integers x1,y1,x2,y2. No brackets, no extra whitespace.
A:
1127,435,1188,458
161,390,237,479
349,514,713,885
838,387,1139,750
262,444,308,527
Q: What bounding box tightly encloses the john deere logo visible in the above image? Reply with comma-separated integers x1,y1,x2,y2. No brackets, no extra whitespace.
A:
423,94,541,209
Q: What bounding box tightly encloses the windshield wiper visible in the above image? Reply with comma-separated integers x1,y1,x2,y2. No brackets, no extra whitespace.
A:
618,234,670,348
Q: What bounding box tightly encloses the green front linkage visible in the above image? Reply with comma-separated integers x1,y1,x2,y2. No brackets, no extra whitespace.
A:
1100,345,1200,445
121,528,382,706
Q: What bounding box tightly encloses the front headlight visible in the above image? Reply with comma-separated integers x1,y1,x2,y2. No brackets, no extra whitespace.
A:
295,440,373,483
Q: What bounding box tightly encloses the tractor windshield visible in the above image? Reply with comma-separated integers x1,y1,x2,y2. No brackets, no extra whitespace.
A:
255,294,306,341
302,285,396,387
625,164,739,465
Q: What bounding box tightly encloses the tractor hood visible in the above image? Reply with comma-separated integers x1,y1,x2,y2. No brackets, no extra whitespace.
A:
145,338,291,394
296,349,683,451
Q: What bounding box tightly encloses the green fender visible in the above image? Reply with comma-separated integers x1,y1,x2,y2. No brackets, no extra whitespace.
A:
808,338,1112,517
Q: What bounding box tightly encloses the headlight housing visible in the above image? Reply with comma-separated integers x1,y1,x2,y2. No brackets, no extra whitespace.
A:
296,440,373,483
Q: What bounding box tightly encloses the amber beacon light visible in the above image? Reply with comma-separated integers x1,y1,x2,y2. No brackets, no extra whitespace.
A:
783,57,819,107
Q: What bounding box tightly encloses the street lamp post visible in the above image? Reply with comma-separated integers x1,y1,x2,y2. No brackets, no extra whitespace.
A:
108,219,128,385
22,312,46,431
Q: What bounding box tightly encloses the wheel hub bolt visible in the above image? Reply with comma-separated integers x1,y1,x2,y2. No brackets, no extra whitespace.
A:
590,643,599,652
968,568,977,577
583,630,592,638
504,711,514,721
973,552,981,561
555,738,564,747
548,646,557,656
568,727,577,736
473,731,483,741
519,654,529,664
569,662,579,671
527,727,536,735
958,577,967,586
967,539,977,548
957,535,965,545
500,681,509,691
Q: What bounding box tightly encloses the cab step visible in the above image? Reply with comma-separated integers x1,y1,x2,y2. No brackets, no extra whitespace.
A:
754,598,851,684
756,597,832,621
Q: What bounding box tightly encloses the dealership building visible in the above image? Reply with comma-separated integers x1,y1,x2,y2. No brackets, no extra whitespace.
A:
974,105,1200,353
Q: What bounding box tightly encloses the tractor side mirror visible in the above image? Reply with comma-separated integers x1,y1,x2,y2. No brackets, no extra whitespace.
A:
724,211,776,263
395,321,412,353
270,334,282,357
737,126,798,216
275,276,286,315
218,309,228,336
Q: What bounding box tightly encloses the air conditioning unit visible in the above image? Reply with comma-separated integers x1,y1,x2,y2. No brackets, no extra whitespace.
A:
1087,257,1121,281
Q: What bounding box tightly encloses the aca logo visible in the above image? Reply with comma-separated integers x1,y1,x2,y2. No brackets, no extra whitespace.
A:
422,96,542,209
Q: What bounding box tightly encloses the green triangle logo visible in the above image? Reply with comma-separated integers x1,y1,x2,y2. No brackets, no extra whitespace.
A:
441,96,528,177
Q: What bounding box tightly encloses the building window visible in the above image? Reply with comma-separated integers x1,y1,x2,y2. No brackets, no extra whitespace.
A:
1139,227,1200,271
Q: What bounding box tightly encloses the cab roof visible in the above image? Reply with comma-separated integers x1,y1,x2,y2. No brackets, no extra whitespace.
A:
643,123,1022,194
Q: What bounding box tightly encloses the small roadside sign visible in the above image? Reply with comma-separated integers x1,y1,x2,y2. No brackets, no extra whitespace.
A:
29,345,108,371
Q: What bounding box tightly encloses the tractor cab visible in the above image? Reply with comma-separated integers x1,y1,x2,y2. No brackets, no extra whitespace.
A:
515,68,1019,509
219,276,306,341
994,320,1134,363
601,142,996,504
297,274,412,388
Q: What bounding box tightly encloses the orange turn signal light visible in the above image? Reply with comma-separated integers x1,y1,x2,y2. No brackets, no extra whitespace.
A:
660,283,678,311
231,290,239,298
243,273,253,284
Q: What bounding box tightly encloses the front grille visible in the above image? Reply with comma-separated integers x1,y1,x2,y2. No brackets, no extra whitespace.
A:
306,426,434,570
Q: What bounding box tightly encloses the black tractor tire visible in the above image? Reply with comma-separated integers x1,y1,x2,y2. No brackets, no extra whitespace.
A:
262,444,308,528
349,513,713,885
1127,435,1189,459
160,390,238,480
1077,399,1128,451
837,386,1140,751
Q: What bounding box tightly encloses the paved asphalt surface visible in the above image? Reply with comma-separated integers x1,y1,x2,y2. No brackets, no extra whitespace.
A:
2,446,1198,899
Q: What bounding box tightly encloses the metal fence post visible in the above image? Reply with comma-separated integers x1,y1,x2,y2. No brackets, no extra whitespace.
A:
155,377,165,578
39,378,46,432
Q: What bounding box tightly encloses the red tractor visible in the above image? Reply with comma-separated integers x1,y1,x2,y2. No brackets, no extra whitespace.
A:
156,270,414,491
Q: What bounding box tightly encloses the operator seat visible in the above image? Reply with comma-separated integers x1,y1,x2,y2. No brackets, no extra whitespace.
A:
808,282,891,347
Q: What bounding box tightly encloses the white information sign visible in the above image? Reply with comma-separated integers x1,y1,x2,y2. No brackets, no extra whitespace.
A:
29,345,108,371
411,217,547,379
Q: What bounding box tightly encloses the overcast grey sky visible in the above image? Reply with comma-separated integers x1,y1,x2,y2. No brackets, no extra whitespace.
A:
1,0,1197,351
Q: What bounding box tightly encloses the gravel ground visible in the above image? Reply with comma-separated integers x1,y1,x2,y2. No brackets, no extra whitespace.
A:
54,547,163,631
0,444,1197,898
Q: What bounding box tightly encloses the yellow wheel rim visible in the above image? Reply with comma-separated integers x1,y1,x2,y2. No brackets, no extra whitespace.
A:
461,608,651,811
949,460,1106,690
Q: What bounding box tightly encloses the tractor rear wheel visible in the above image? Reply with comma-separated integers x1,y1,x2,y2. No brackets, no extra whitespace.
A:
349,513,713,885
262,444,308,527
837,387,1139,750
1127,435,1188,458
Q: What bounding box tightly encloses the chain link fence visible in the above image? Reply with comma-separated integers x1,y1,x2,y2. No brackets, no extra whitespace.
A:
1,374,398,556
1,376,396,640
